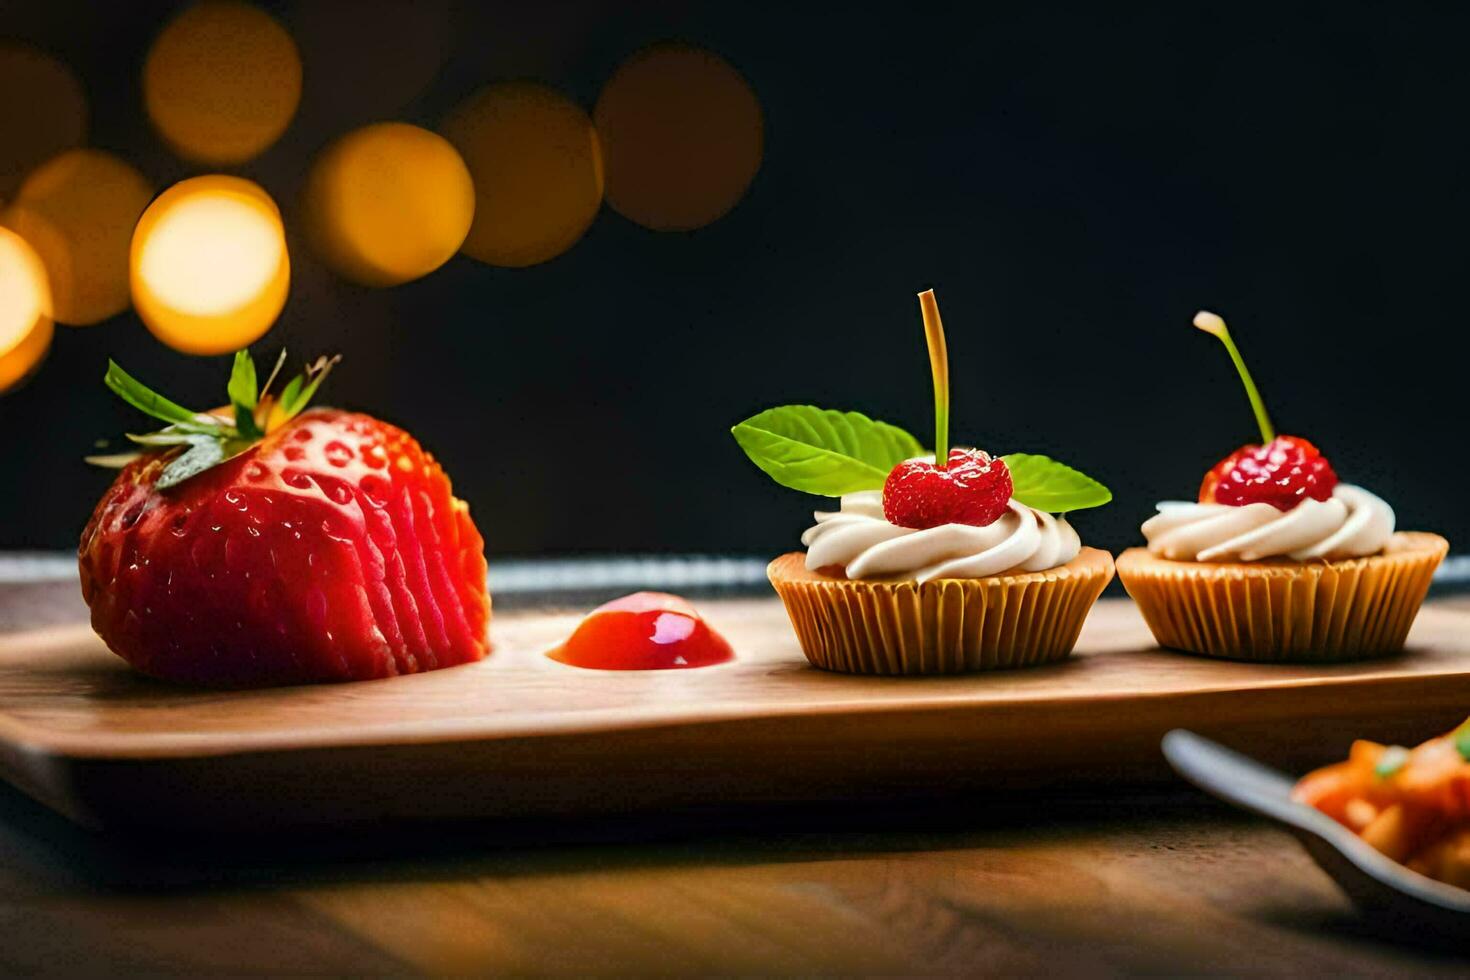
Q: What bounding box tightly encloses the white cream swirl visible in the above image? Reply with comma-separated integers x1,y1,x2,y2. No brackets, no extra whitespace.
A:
801,491,1081,583
1142,484,1394,562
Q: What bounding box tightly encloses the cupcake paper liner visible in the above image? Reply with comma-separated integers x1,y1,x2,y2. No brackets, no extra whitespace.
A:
1116,531,1448,663
767,548,1115,675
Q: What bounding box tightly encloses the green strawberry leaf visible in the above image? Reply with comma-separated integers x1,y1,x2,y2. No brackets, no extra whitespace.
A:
277,375,303,415
104,360,216,433
126,428,206,448
1454,719,1470,762
93,352,341,489
227,349,262,440
1002,453,1112,513
258,349,288,399
83,451,143,468
156,437,227,489
277,354,341,423
731,405,925,496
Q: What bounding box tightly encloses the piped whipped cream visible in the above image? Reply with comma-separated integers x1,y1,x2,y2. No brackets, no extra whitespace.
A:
801,491,1080,583
1142,484,1394,562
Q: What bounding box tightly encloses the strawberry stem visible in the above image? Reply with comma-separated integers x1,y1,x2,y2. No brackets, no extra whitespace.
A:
918,289,950,468
1194,310,1275,445
92,350,341,487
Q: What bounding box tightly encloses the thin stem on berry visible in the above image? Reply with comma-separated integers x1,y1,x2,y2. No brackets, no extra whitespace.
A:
918,289,950,468
1194,310,1275,445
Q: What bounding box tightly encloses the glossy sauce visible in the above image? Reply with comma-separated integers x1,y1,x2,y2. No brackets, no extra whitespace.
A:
549,591,735,670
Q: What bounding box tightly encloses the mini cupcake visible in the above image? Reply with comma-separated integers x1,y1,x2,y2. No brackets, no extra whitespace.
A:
733,289,1114,675
1116,311,1447,663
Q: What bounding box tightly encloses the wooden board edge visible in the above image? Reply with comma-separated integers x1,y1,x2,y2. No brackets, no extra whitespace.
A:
8,683,1469,832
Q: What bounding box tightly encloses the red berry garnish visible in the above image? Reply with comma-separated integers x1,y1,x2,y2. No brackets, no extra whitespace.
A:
883,448,1013,529
1198,435,1338,511
1191,312,1340,512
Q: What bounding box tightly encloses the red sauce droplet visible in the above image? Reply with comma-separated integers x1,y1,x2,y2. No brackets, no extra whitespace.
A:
549,591,735,670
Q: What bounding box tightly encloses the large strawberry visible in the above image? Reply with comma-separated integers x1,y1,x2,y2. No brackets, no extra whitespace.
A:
79,351,490,687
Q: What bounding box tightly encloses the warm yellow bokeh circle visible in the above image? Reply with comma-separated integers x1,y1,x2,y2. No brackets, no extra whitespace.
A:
143,0,302,165
131,176,290,356
0,44,87,199
594,43,763,231
304,122,475,287
1,149,153,326
441,82,604,268
0,226,54,393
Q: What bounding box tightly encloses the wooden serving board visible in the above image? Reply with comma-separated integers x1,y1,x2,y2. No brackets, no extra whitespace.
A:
1,596,1468,832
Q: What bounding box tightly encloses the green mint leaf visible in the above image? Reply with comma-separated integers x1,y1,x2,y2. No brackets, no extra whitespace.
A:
227,350,262,440
1455,720,1470,762
732,405,925,496
1374,745,1410,780
104,361,201,428
156,437,226,490
1002,453,1112,513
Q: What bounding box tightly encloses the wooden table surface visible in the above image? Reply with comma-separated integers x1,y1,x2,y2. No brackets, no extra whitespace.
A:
0,578,1466,975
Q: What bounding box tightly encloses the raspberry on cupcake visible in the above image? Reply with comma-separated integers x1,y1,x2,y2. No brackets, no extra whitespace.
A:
1116,311,1447,662
733,289,1114,675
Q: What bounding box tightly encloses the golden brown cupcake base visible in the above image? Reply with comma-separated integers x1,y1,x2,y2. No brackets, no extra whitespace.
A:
767,548,1115,675
1116,531,1447,663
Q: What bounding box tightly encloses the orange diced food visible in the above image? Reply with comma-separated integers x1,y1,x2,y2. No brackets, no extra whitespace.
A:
1295,719,1470,891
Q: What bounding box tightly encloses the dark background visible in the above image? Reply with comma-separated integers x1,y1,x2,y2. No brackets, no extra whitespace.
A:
2,1,1466,560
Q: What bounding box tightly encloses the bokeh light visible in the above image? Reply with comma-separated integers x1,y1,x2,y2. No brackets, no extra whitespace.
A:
1,149,152,326
594,43,763,231
131,176,290,355
0,44,87,200
0,227,54,393
303,122,475,287
441,82,603,268
143,0,302,165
